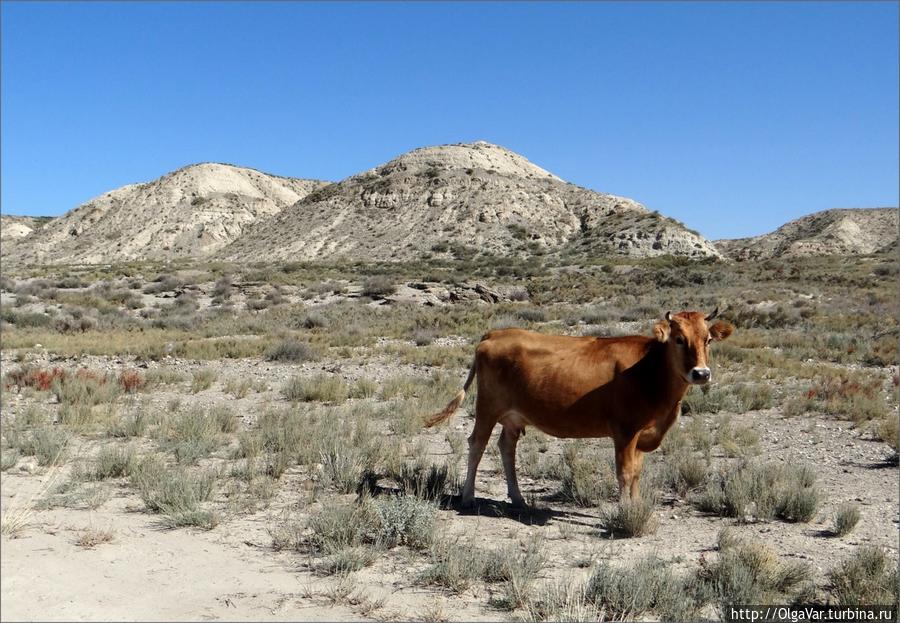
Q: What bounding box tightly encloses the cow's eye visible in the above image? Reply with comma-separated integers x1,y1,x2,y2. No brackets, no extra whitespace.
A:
675,336,686,346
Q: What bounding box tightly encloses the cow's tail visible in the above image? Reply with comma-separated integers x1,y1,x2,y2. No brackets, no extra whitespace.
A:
424,357,477,428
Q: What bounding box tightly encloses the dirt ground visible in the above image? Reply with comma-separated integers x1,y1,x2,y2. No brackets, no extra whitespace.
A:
2,349,896,622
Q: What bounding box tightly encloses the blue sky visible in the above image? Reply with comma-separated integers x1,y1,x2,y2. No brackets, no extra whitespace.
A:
1,1,897,240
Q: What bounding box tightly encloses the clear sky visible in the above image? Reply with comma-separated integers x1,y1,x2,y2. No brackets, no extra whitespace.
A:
1,1,897,240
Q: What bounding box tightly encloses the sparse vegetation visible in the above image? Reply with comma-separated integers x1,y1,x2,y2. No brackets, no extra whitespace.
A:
832,503,861,537
828,545,899,606
1,248,897,617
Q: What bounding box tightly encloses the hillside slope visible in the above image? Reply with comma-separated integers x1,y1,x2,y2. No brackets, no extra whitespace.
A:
3,164,328,265
716,208,898,260
221,141,720,262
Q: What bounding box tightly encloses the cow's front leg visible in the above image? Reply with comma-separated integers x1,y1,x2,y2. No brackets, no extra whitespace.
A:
498,424,526,507
629,450,645,499
614,433,641,502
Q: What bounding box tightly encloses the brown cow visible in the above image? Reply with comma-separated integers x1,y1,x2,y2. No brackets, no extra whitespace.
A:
425,309,734,507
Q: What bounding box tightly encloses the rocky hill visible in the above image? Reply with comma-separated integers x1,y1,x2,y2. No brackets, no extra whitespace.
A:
0,215,53,242
715,208,898,260
3,164,328,265
221,141,721,262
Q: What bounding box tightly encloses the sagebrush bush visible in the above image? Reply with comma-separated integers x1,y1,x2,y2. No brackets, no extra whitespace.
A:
832,503,861,537
189,368,217,393
265,339,319,362
558,443,617,506
697,461,819,523
281,374,348,404
828,546,898,606
75,444,137,480
599,489,659,538
699,531,812,615
361,275,396,298
130,457,218,529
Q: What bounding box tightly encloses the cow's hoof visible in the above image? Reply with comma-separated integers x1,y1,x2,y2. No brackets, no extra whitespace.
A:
509,497,528,509
459,496,476,509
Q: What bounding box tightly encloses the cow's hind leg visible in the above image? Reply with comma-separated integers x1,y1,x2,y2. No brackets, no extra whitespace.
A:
460,401,497,508
498,422,526,507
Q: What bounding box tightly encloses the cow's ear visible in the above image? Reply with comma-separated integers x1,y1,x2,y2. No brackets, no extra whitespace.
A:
709,321,734,341
653,319,670,342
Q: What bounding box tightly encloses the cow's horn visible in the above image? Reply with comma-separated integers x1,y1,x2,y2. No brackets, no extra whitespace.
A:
665,311,672,322
706,306,719,321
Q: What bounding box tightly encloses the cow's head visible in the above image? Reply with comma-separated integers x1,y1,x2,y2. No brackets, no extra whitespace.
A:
653,307,734,385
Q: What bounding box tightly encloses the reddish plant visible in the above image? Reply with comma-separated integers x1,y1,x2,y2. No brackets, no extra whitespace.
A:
118,370,145,393
4,367,67,391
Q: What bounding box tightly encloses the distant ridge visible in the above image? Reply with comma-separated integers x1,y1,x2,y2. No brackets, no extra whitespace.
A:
715,208,898,260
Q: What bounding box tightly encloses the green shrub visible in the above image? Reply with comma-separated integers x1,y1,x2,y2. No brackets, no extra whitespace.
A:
832,503,861,537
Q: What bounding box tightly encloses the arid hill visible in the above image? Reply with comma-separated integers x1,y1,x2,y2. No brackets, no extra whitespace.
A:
715,208,898,260
221,142,722,262
2,164,328,265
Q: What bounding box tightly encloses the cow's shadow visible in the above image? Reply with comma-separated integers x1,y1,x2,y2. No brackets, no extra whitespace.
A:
363,483,596,527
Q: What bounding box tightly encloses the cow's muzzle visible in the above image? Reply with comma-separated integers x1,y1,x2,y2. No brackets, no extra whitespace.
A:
689,367,711,384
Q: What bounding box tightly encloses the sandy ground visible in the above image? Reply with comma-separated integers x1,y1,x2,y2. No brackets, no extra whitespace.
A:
1,353,897,622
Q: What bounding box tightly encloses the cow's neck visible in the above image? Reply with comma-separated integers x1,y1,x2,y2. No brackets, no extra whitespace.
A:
636,340,691,409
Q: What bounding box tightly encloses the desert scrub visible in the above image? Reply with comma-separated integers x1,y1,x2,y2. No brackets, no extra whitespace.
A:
265,338,319,362
654,451,709,496
37,480,110,510
350,378,378,399
598,487,659,538
10,427,70,465
303,494,436,556
697,461,819,523
582,555,707,622
832,503,861,537
73,444,137,480
106,404,150,438
379,375,424,400
361,275,396,298
373,494,437,550
875,413,898,451
1,449,20,471
281,374,348,404
130,457,219,529
387,460,455,500
418,537,491,594
714,415,761,458
51,370,121,406
557,442,617,506
828,546,899,606
223,377,253,399
789,370,889,424
144,368,186,386
482,536,546,610
156,406,229,464
698,531,812,614
189,368,217,393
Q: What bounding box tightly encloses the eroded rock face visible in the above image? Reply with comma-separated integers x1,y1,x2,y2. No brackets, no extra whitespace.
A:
3,164,329,265
1,215,52,242
715,208,899,260
221,142,721,262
